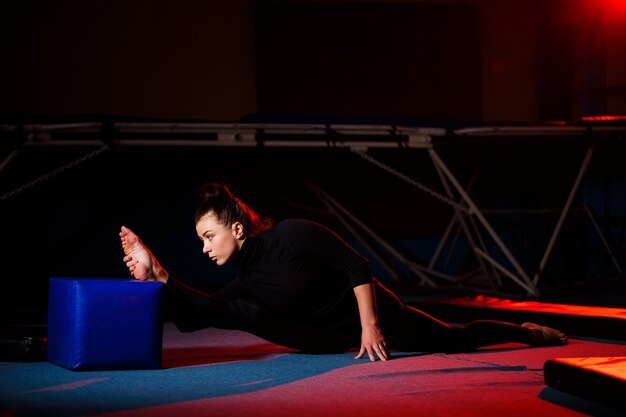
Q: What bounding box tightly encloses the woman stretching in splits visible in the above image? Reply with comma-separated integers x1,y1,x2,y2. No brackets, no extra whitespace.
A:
120,182,568,361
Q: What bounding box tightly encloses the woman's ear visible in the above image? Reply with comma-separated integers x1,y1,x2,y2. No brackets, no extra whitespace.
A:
232,222,245,239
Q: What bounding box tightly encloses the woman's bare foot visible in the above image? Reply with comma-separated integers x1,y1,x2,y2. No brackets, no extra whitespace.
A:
522,322,569,346
119,226,168,282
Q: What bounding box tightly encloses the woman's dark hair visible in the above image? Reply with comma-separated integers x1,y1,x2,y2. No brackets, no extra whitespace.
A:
194,182,273,237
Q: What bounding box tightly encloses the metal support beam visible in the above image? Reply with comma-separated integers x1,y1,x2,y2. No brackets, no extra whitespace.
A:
428,149,539,296
532,141,596,286
307,181,439,287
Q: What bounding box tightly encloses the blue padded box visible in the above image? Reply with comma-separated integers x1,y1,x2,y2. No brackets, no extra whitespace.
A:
48,277,163,371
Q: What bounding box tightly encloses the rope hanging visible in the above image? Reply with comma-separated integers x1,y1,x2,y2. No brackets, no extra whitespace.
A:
0,145,110,202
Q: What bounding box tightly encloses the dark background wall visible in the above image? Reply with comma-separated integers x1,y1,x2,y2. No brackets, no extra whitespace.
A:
256,2,482,120
2,0,625,122
0,1,257,121
1,0,626,324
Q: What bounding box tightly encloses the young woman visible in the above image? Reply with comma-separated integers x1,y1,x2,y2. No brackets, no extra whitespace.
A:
120,182,567,361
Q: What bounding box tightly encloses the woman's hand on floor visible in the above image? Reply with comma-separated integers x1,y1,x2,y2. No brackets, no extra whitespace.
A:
355,323,389,361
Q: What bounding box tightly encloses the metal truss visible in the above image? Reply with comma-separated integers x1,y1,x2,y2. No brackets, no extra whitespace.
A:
2,120,625,296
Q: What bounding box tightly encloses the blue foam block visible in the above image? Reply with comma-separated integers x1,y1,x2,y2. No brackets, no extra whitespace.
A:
48,277,163,371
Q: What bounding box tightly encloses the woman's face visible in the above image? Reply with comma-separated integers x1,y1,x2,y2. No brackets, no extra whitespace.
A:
196,212,244,266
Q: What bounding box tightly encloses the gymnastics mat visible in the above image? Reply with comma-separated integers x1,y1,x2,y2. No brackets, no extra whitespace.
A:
544,356,626,412
47,277,163,371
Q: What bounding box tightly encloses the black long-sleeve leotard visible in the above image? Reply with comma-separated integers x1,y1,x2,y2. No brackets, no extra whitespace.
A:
163,219,534,353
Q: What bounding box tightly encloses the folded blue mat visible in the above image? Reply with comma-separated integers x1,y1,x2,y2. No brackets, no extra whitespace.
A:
48,277,163,371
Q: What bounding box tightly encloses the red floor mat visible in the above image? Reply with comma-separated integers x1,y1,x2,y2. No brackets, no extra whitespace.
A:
440,295,626,319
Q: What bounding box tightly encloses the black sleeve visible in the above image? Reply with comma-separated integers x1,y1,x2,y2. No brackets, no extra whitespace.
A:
163,276,247,332
280,219,372,288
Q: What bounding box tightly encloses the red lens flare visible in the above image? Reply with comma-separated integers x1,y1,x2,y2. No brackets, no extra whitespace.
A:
584,0,626,25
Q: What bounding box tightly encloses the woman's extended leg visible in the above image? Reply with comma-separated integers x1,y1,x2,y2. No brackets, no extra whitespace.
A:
373,280,567,353
458,319,568,349
120,226,352,354
167,293,354,354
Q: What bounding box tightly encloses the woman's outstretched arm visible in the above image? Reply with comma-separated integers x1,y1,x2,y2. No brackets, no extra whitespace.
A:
353,283,389,361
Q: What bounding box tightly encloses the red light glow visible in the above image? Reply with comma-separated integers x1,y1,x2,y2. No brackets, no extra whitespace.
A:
584,0,626,25
581,115,626,121
559,0,626,28
440,295,626,319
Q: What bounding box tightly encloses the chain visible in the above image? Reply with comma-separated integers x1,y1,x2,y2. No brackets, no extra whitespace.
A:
0,145,110,202
354,150,468,212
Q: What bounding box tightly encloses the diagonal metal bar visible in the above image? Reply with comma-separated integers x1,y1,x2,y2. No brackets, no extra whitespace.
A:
429,210,461,270
474,248,534,295
308,183,403,283
583,203,624,278
307,181,438,287
429,166,482,273
532,142,596,286
431,154,499,293
428,149,539,296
